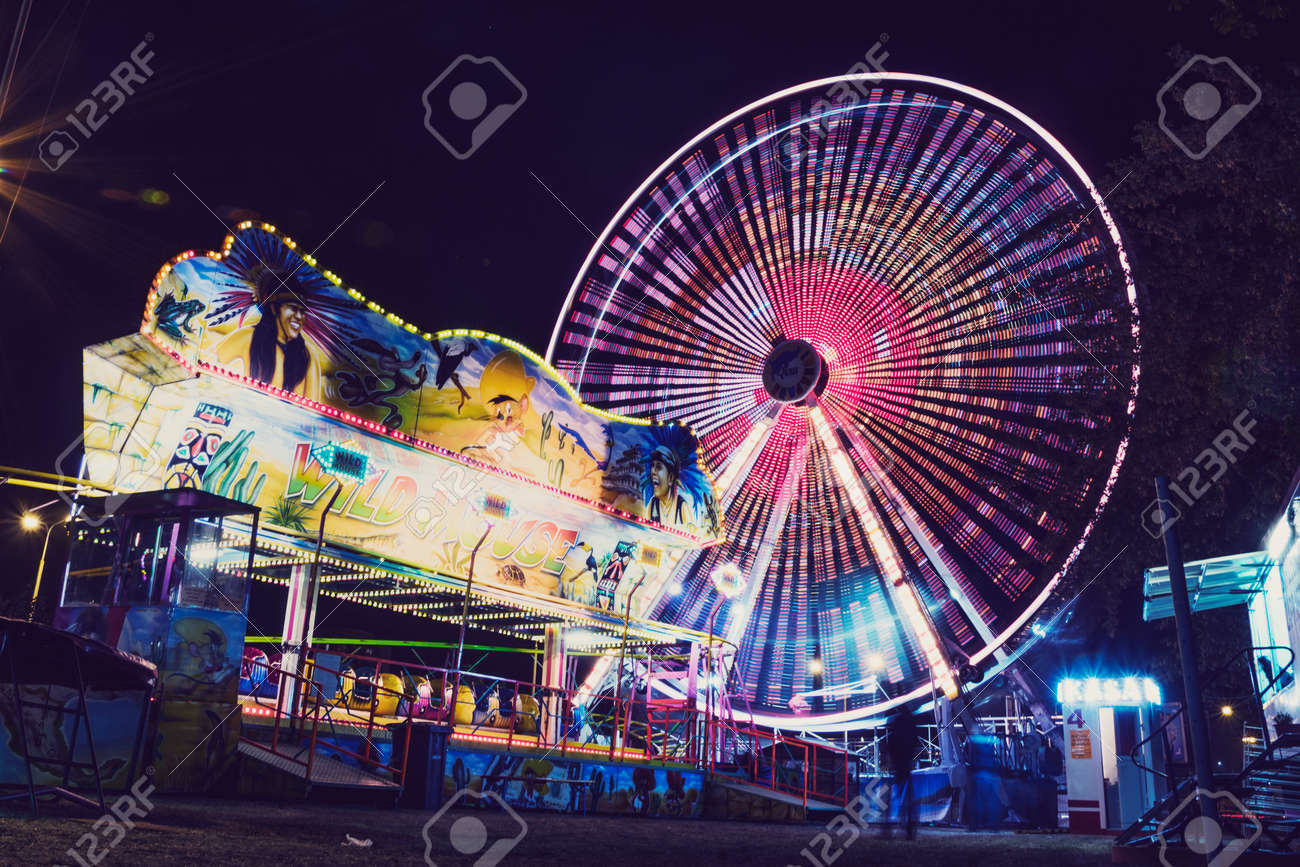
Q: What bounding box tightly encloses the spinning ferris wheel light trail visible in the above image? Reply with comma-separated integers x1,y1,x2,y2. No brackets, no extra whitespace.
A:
550,74,1139,730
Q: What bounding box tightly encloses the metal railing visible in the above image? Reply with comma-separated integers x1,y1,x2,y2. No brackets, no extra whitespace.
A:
244,648,709,767
705,713,859,807
1130,645,1294,782
1117,645,1300,853
240,656,413,788
239,647,863,809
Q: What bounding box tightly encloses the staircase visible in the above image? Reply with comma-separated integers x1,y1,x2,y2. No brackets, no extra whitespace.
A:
642,646,701,762
1239,739,1300,848
238,740,401,792
1114,646,1300,861
236,660,407,803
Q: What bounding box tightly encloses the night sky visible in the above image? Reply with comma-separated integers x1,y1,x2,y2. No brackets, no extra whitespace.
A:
0,1,1294,716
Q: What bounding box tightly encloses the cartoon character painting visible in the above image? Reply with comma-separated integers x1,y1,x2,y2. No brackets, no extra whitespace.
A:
517,757,555,808
164,616,240,702
463,349,537,464
181,229,362,407
497,564,526,587
560,541,599,604
334,338,429,429
647,445,689,526
433,338,478,414
664,769,698,817
152,272,206,343
630,766,657,814
595,542,638,611
609,426,719,536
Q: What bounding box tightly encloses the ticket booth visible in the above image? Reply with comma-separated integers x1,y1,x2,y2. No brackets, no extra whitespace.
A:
55,489,259,792
1057,675,1174,832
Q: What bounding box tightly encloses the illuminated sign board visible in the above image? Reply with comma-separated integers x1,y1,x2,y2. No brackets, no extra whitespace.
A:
311,442,369,483
1056,676,1161,706
480,492,510,519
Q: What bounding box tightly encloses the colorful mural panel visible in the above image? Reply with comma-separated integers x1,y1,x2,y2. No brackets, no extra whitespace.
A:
0,684,148,792
160,610,245,706
139,224,720,542
443,749,702,818
82,345,689,613
152,697,241,793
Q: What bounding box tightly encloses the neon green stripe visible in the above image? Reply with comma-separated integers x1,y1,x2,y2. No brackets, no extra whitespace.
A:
242,636,645,657
244,636,538,654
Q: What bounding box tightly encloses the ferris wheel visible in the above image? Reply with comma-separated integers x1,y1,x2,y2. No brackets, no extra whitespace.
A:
548,74,1139,730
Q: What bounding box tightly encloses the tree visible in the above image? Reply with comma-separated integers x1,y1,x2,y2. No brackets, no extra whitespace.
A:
1045,53,1299,703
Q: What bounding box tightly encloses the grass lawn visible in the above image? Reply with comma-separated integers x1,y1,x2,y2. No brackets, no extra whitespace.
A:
0,796,1115,866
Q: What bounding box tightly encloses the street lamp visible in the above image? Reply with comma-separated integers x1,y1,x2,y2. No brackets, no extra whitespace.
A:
20,499,66,622
705,562,747,764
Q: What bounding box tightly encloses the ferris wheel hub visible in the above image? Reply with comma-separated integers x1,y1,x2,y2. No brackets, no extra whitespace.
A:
761,339,824,404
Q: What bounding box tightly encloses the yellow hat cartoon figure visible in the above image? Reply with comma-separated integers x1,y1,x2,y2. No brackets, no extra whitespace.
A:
479,350,536,425
468,350,540,465
166,616,233,699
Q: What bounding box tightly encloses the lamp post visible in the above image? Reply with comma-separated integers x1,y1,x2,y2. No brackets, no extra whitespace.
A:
19,499,66,622
1155,475,1218,831
705,562,746,766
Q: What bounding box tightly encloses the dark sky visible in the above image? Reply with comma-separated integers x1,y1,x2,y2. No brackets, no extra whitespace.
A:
0,1,1290,684
1,1,1273,424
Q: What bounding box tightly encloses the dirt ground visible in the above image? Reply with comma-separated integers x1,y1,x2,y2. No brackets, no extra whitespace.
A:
0,796,1115,866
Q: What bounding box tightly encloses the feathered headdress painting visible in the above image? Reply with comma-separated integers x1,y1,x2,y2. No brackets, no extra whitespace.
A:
644,423,719,533
203,226,362,361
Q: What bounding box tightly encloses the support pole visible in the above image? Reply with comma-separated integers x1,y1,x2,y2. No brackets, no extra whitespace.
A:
451,524,493,726
541,624,566,745
302,486,341,664
280,486,340,723
1155,475,1217,829
706,600,724,767
278,563,312,718
613,572,649,759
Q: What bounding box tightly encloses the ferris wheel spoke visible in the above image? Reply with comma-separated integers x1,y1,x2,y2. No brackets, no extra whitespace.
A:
711,404,783,508
816,397,1000,649
829,390,1094,585
806,401,959,698
721,422,807,648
